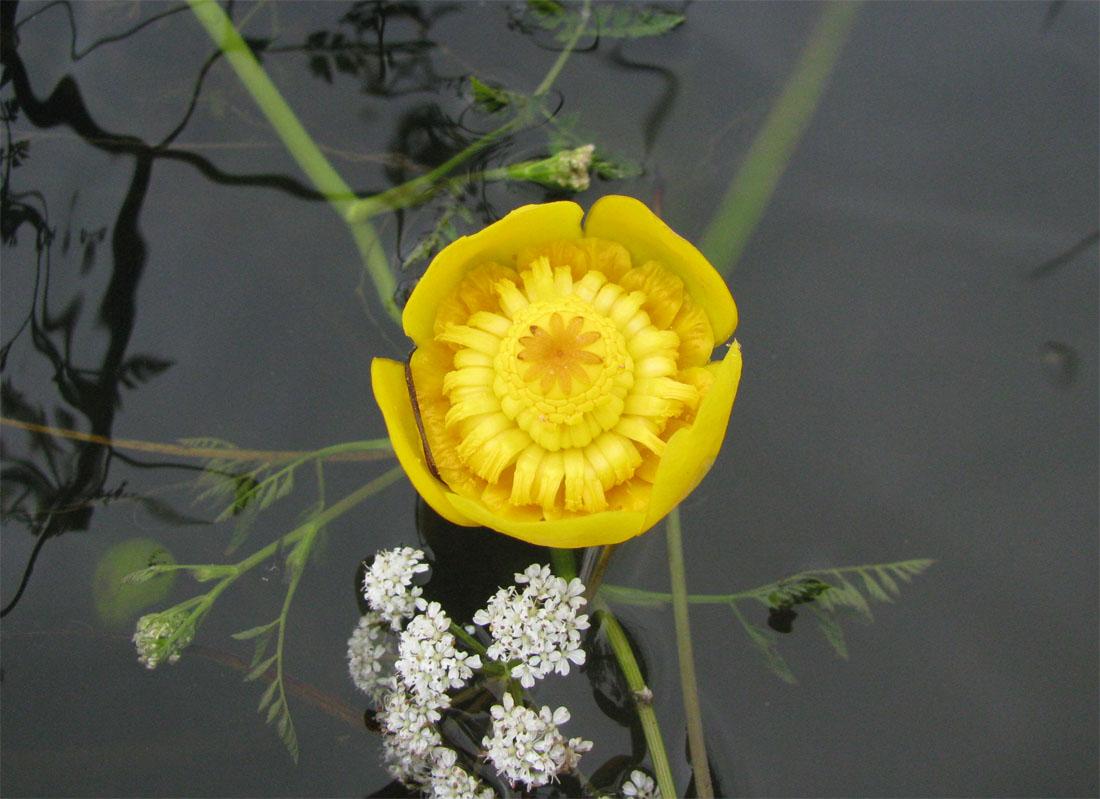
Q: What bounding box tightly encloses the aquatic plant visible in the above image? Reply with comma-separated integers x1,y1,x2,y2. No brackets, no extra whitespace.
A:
1,1,934,796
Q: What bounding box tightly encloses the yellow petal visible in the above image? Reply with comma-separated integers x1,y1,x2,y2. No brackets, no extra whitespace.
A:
643,342,742,531
370,357,476,527
404,202,585,344
583,195,737,341
446,491,646,548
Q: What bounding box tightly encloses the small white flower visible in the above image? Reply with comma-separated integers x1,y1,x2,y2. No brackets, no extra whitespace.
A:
133,611,193,669
362,547,430,630
482,693,593,789
395,601,481,708
377,686,443,785
622,768,661,799
425,746,495,799
475,563,590,686
347,611,391,699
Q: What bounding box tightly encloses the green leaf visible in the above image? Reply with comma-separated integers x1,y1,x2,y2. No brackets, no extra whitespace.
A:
232,620,280,640
470,76,513,113
875,566,900,596
888,558,936,582
257,678,279,713
830,576,874,621
809,605,849,660
592,154,643,181
859,569,892,604
589,5,684,40
265,696,284,724
245,654,278,682
249,635,271,669
745,622,797,684
766,577,832,608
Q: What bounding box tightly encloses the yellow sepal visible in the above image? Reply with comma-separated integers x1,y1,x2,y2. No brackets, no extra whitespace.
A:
370,357,476,527
643,341,742,531
447,492,647,548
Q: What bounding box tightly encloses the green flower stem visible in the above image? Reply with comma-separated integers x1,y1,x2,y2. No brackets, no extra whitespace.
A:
594,598,676,799
187,0,399,322
450,622,486,656
533,0,592,98
345,114,528,222
156,467,404,650
699,0,859,277
557,544,675,795
346,0,592,222
550,547,578,580
666,506,713,798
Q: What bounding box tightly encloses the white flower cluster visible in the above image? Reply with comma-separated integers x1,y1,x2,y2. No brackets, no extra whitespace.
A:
347,611,391,700
371,595,492,796
423,747,496,799
347,556,596,797
133,611,193,669
622,769,661,799
482,693,593,789
473,563,590,687
395,601,482,709
362,547,429,629
378,686,443,784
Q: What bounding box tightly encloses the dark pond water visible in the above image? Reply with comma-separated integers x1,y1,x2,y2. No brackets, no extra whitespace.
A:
1,2,1097,797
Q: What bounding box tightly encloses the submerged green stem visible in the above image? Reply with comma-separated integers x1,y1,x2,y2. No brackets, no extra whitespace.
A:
700,0,859,277
187,0,398,321
666,506,713,798
594,599,675,799
534,0,592,98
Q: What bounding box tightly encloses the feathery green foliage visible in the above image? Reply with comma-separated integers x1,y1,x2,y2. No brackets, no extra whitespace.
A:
601,558,935,683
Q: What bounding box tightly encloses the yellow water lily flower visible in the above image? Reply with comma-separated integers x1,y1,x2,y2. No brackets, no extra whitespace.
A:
372,195,741,548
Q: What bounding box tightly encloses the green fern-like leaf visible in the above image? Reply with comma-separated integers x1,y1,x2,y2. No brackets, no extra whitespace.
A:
590,5,684,39
859,569,892,604
744,622,797,684
809,605,849,660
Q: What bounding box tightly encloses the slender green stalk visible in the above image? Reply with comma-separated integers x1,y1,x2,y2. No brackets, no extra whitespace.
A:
600,557,937,607
534,1,592,98
580,544,617,603
700,0,859,277
345,114,527,222
187,0,399,321
666,506,713,797
595,599,675,799
345,0,592,222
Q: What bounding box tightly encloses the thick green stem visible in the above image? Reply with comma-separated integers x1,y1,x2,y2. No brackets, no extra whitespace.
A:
667,506,712,797
594,599,676,799
700,0,859,277
187,0,399,322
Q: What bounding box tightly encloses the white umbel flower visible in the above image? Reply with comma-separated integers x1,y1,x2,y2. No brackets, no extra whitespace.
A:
425,747,495,799
482,693,593,788
347,611,391,700
362,547,430,629
621,768,661,799
378,686,444,785
133,611,193,669
472,563,590,687
395,601,482,708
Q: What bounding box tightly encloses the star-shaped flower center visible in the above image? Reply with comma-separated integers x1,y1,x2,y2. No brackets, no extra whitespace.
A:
517,312,603,395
